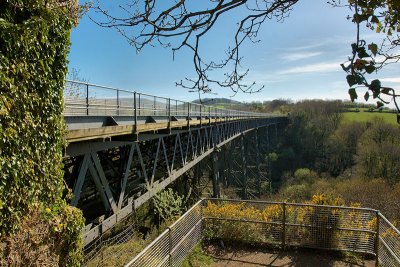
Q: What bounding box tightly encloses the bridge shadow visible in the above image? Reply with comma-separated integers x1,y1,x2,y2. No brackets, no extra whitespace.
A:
205,243,374,267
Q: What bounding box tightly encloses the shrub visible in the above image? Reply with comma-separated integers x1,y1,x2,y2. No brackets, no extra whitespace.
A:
203,201,283,245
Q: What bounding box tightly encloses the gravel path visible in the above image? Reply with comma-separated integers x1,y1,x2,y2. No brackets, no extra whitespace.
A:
205,244,375,267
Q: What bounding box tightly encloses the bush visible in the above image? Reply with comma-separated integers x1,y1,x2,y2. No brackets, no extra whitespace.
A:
203,201,282,245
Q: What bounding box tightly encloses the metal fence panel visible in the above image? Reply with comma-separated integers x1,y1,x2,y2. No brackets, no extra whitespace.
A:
285,203,376,254
120,199,400,267
128,229,170,267
378,214,400,266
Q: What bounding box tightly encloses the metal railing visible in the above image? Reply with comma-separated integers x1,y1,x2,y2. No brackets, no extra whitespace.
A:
64,80,273,119
124,199,400,267
126,201,202,267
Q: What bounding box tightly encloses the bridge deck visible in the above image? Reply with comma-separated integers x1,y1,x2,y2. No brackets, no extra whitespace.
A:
66,116,274,142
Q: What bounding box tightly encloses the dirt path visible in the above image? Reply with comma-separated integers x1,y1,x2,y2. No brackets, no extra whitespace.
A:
205,244,375,267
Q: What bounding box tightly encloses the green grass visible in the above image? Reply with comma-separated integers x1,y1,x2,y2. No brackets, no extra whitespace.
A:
343,111,398,125
181,244,214,267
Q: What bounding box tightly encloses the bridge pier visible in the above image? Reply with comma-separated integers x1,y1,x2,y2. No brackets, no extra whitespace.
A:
211,150,221,198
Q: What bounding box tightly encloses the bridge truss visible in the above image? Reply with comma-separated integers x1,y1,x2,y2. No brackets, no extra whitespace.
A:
62,81,287,247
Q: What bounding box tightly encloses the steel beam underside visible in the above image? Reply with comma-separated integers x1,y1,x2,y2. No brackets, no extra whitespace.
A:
66,117,286,246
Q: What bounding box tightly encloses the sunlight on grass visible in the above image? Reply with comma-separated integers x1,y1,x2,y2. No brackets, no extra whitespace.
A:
343,112,397,125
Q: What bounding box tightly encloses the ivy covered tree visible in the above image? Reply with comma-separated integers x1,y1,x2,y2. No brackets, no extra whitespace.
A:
0,1,85,265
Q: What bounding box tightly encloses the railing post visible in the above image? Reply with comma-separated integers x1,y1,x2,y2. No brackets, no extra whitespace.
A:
86,83,89,116
168,227,172,266
187,102,190,128
200,105,202,128
375,211,380,267
138,94,141,116
134,92,137,135
117,89,120,116
168,98,171,132
208,107,211,125
154,96,156,116
282,202,286,248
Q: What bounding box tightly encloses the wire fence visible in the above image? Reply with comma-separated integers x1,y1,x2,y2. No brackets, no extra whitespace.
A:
120,199,400,267
125,201,202,267
64,80,272,118
83,214,137,266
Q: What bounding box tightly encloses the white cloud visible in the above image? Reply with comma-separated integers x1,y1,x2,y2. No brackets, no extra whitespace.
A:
278,62,341,75
281,51,323,61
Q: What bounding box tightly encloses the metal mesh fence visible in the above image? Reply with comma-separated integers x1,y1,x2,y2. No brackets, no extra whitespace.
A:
202,199,283,245
125,201,203,267
117,199,400,267
64,80,272,118
378,214,400,266
83,218,138,266
285,203,376,254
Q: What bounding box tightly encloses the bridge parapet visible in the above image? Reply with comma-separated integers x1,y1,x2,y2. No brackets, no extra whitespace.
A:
64,80,284,142
65,80,272,118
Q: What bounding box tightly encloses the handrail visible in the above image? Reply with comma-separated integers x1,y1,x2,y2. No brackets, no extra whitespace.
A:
121,198,400,267
64,80,276,118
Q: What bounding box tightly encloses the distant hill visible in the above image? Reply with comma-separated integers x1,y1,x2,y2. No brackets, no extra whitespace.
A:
192,98,241,105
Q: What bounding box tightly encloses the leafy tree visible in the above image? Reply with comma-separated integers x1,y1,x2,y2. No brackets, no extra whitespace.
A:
283,100,343,170
356,119,400,184
330,0,400,119
152,188,191,223
321,122,366,176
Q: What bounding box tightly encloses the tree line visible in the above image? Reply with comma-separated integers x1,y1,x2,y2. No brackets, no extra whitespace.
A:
264,99,400,223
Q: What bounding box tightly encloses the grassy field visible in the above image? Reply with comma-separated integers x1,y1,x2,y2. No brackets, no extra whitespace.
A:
343,111,398,125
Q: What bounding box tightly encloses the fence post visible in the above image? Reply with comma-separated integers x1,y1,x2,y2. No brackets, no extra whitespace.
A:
200,200,204,239
282,202,286,248
86,83,89,116
375,211,380,267
168,227,172,267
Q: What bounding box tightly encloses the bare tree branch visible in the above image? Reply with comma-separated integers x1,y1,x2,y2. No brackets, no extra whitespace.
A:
92,0,298,94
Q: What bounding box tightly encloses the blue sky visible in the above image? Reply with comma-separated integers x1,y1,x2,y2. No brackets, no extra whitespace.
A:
68,1,399,105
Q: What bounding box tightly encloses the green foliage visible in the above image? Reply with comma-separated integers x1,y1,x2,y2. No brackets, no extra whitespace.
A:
321,122,367,176
279,168,319,201
343,111,398,125
339,0,400,115
356,120,400,184
181,244,214,267
267,152,278,162
293,168,318,184
0,0,84,265
283,100,343,171
153,188,191,222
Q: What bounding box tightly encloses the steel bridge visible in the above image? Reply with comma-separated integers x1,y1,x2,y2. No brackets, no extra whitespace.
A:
62,81,288,247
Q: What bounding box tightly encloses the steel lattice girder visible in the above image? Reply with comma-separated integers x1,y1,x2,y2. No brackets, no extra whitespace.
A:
63,117,286,245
